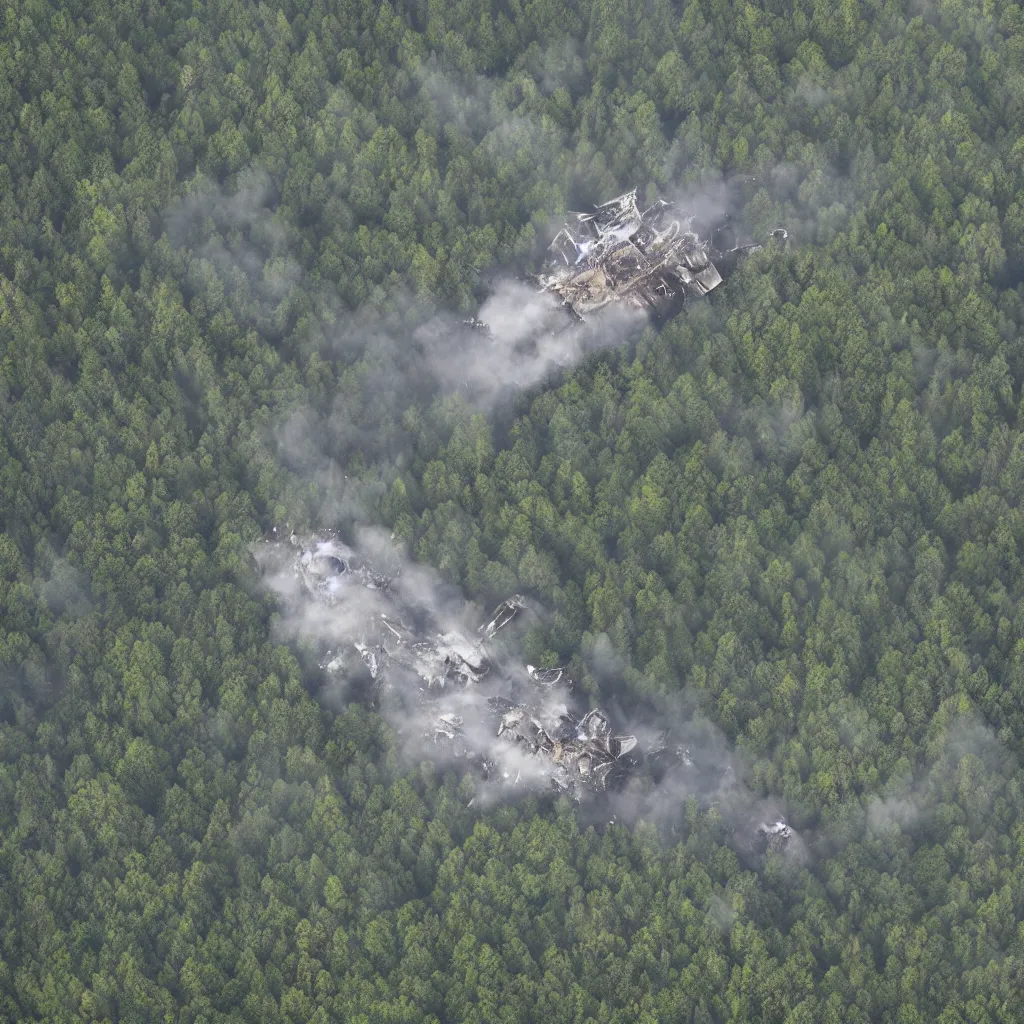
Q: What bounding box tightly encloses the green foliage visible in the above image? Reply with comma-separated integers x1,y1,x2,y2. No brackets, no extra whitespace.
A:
2,0,1024,1021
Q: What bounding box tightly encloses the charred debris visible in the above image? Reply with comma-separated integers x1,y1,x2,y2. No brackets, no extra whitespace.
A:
255,531,800,854
255,531,709,803
466,188,787,334
755,819,795,854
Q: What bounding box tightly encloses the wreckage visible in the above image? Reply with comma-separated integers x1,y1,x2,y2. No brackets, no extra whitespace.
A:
464,190,786,335
295,536,392,598
255,530,644,798
755,819,795,854
256,530,804,843
338,595,528,693
491,699,641,794
259,531,502,692
535,189,786,323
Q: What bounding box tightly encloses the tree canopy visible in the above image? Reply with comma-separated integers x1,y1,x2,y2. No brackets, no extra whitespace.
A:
2,0,1024,1021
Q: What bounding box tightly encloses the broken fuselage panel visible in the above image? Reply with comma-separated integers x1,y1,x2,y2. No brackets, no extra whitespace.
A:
295,537,391,601
490,695,641,796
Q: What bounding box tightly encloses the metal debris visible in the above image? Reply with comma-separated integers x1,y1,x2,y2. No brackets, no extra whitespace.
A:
256,531,648,799
479,595,527,641
646,730,695,778
537,189,786,321
755,819,795,853
433,712,464,741
489,696,641,797
526,665,567,687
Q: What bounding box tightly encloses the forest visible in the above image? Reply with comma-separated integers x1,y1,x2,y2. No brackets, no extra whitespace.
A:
1,0,1024,1020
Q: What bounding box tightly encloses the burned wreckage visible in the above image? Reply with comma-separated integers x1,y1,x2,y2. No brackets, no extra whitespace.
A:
255,531,672,800
469,188,786,332
756,819,795,854
539,189,788,320
255,531,800,851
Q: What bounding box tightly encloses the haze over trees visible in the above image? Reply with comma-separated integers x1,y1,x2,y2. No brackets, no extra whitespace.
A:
2,0,1024,1021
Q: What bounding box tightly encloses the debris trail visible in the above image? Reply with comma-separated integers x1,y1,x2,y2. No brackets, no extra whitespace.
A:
254,528,803,860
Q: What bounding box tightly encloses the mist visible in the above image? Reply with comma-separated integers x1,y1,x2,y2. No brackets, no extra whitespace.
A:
250,523,816,868
253,526,582,789
159,58,879,864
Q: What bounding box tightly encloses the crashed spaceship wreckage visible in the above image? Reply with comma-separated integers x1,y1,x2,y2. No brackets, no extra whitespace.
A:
254,531,799,850
255,531,670,799
467,188,787,331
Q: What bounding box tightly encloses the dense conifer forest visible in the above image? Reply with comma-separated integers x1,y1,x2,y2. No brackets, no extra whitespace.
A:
2,0,1024,1020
